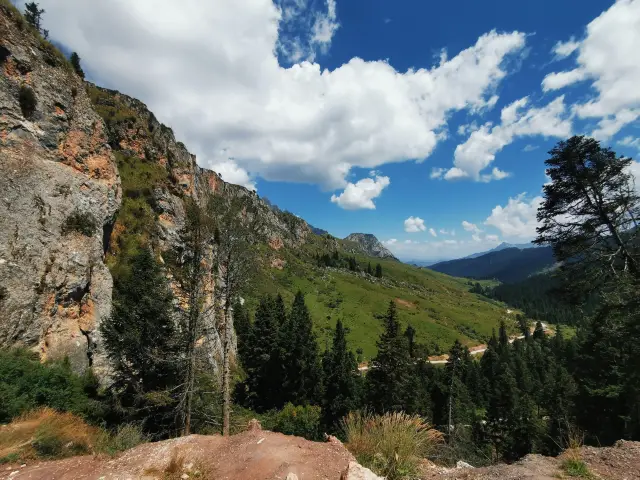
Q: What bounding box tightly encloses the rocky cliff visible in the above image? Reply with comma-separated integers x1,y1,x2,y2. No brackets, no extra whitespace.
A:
344,233,398,261
0,2,311,375
0,4,121,372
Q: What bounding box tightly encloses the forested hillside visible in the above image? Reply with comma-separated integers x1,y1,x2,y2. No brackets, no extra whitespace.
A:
429,246,555,283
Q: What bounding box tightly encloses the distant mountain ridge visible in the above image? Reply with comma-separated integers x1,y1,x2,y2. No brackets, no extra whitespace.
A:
464,241,538,259
343,233,398,261
429,246,555,283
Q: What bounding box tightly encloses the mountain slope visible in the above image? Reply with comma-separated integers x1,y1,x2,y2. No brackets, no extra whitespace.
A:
464,241,537,259
86,85,513,359
429,246,555,283
0,3,517,371
343,233,398,260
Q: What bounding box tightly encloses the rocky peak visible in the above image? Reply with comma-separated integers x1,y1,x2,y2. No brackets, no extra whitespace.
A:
343,233,398,261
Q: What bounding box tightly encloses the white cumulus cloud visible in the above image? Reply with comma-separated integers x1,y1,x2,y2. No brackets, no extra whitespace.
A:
462,221,482,234
620,136,640,152
446,96,571,181
552,37,580,59
430,168,446,179
542,0,640,139
404,216,427,233
32,0,527,192
210,160,257,191
330,175,390,210
484,193,543,239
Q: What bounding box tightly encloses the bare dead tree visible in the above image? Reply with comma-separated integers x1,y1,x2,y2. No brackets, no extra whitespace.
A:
174,197,216,436
211,195,263,436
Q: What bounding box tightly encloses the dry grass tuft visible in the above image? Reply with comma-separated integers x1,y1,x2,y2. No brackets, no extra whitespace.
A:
342,411,443,480
144,449,213,479
0,408,101,462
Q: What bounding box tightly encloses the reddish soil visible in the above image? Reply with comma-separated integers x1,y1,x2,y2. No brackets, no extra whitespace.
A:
1,429,353,480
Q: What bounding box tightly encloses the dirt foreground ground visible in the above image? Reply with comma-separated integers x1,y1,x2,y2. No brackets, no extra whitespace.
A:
2,428,639,480
1,427,354,480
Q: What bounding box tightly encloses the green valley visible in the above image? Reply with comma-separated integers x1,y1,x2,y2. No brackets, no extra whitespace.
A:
249,235,515,359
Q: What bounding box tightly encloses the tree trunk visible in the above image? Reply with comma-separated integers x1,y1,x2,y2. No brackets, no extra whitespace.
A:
222,305,233,436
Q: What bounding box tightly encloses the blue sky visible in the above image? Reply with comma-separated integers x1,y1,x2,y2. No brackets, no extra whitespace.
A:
28,0,640,261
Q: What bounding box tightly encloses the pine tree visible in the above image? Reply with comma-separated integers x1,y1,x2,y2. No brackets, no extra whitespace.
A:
243,295,281,411
100,248,179,435
516,315,530,339
366,301,412,412
70,52,85,79
533,321,545,341
404,325,416,358
535,136,640,299
322,320,359,430
281,292,322,406
24,2,45,32
375,263,383,278
486,368,519,461
543,363,576,454
366,262,373,275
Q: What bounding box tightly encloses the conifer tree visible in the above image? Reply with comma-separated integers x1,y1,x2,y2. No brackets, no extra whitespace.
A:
366,301,412,412
543,363,576,454
404,325,416,358
375,263,383,278
533,321,545,341
322,320,359,430
100,248,179,435
366,262,373,275
243,295,281,411
70,52,85,79
24,2,45,32
486,368,519,460
281,292,322,406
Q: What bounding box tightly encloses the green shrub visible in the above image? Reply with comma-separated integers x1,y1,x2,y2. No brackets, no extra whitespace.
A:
0,453,20,464
94,423,147,455
18,85,37,118
343,411,444,480
562,457,593,478
262,403,322,441
0,349,93,423
62,210,98,237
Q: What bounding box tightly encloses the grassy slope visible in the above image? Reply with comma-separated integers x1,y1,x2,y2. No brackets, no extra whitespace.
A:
249,235,517,361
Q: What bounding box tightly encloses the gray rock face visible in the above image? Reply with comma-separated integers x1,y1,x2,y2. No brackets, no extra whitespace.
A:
0,5,313,377
0,10,121,372
344,233,398,261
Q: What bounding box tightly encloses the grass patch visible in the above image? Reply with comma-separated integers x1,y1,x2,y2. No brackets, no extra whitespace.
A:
62,210,98,237
343,411,443,480
0,408,146,463
561,458,594,478
86,85,140,129
106,153,168,279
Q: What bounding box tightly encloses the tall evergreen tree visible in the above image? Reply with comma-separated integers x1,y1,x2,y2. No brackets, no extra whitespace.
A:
70,52,85,79
366,301,412,412
535,136,640,299
24,2,45,32
280,292,322,406
100,248,179,436
243,295,281,411
404,325,416,358
322,320,359,430
375,263,383,278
